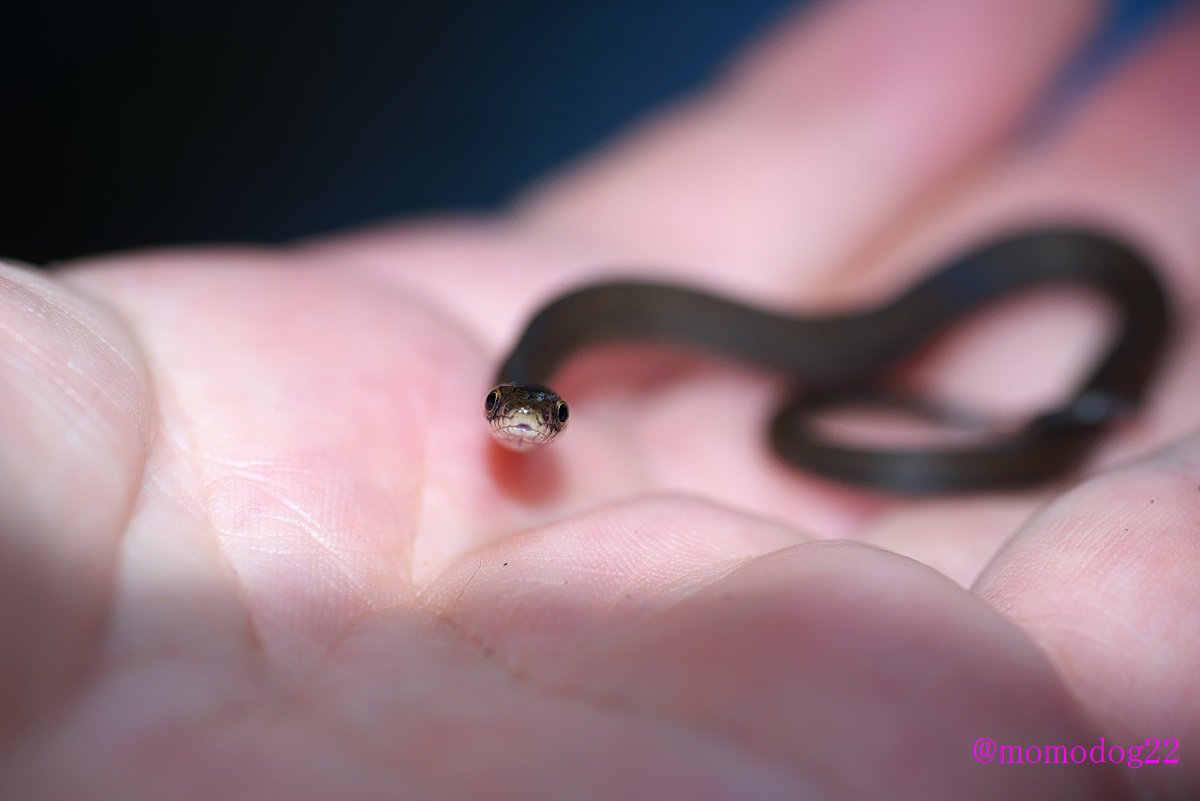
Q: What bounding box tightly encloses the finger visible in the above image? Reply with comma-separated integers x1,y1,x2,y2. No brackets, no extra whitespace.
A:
857,5,1200,289
850,10,1200,573
0,261,153,744
974,432,1200,799
432,510,1124,800
515,0,1097,292
854,7,1200,407
424,494,807,651
607,544,1126,800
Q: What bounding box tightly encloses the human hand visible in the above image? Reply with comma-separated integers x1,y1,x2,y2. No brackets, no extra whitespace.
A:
1,1,1197,798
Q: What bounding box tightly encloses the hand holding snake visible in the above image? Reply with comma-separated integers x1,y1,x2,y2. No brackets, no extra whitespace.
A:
2,3,1197,799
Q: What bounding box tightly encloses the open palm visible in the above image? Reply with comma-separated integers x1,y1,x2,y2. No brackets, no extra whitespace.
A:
2,3,1197,799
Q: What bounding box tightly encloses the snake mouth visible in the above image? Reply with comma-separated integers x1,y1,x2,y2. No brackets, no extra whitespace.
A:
490,409,557,449
492,420,552,450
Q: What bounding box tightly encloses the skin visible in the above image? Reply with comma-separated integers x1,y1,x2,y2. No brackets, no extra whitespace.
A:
0,0,1197,798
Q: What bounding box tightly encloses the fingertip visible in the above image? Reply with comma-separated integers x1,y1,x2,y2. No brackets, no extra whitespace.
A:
975,432,1200,795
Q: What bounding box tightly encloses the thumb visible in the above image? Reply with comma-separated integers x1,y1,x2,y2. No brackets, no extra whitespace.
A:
0,260,152,745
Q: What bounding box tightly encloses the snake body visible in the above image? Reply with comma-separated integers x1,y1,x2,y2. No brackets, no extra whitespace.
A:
487,228,1171,494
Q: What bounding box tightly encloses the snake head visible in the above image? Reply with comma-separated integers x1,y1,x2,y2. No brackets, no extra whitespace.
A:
485,384,570,450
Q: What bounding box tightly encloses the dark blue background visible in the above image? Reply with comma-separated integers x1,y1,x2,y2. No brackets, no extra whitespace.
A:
0,0,1187,263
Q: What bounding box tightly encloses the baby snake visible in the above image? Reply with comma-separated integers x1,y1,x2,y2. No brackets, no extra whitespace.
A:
486,227,1171,494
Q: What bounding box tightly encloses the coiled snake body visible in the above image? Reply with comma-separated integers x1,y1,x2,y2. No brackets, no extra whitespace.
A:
486,228,1171,494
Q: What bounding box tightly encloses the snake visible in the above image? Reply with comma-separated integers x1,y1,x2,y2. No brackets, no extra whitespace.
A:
485,227,1171,494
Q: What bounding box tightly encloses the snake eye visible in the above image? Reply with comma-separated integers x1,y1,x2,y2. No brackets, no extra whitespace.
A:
556,401,569,423
485,390,500,413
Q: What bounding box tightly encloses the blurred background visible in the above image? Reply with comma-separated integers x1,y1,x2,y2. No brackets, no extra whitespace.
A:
0,0,1188,265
